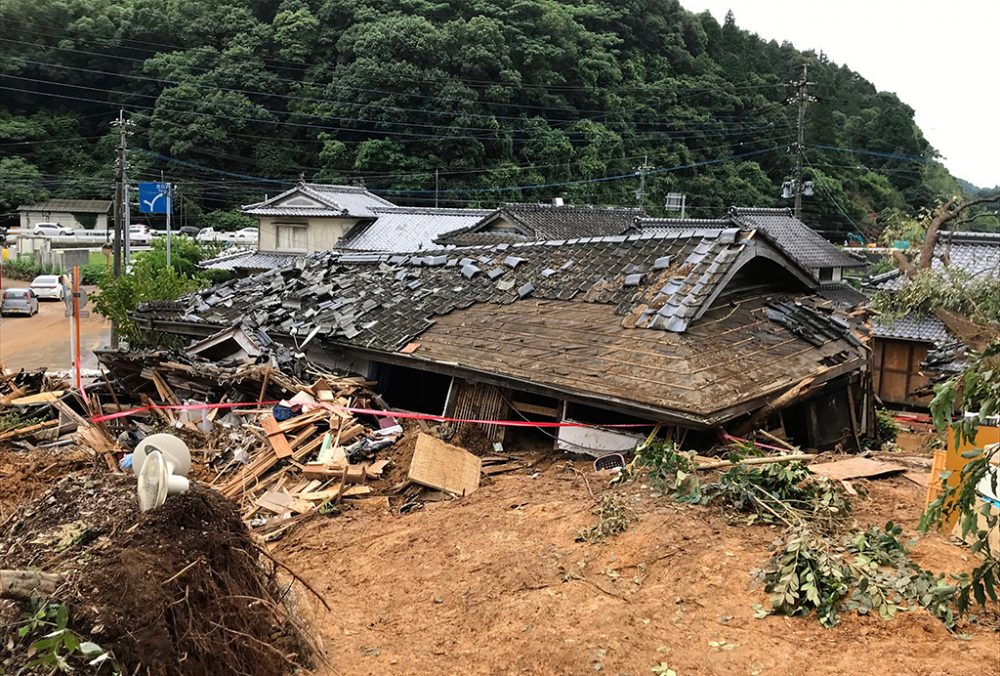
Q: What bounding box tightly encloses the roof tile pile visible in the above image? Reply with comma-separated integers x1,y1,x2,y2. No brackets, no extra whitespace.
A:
141,228,770,351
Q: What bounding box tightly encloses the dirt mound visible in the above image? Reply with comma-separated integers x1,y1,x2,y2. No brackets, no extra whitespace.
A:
1,473,311,675
0,449,97,522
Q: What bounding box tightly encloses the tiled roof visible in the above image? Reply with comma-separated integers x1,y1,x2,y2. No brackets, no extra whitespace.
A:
637,208,865,273
338,206,492,252
865,230,1000,292
816,282,868,308
243,182,395,218
872,313,952,344
437,202,643,245
136,228,864,425
728,208,866,270
200,249,304,272
18,199,112,213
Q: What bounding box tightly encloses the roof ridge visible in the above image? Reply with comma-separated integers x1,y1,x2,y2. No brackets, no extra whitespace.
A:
502,202,645,213
938,230,1000,244
371,206,493,215
730,206,793,215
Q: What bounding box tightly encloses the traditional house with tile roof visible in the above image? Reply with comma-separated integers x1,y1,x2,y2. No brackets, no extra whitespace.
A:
138,225,872,451
242,181,397,255
211,185,489,274
865,231,1000,407
435,201,645,246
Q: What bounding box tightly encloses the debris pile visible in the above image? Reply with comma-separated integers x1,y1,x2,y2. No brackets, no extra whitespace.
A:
0,366,87,452
0,472,313,675
90,349,401,539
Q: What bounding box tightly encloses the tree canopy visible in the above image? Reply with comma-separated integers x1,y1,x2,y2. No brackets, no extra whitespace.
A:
0,0,989,235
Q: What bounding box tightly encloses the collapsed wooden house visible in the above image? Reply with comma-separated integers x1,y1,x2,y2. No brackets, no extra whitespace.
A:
136,225,873,452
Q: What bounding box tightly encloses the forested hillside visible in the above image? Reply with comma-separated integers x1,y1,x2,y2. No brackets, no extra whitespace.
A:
0,0,981,236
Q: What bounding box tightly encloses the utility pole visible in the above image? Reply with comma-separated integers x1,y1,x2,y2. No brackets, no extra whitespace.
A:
434,168,439,208
109,110,133,346
790,63,813,219
110,110,134,277
635,155,653,207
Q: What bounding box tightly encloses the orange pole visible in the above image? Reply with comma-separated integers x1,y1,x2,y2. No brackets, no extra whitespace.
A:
73,265,82,393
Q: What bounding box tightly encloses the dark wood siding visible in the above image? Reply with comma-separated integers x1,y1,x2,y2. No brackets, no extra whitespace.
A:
872,338,932,407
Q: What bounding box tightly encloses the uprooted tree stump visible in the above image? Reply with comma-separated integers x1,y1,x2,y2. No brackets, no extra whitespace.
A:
0,473,316,676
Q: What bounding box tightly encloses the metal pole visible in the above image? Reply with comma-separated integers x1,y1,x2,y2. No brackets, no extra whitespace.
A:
434,168,439,209
163,171,171,268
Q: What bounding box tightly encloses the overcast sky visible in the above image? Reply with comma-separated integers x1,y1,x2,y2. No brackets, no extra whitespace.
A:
680,0,999,189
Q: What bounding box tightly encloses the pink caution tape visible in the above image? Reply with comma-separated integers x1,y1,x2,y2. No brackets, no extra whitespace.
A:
89,400,655,429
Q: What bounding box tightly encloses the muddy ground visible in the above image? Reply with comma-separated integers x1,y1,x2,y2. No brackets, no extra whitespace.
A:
277,462,998,676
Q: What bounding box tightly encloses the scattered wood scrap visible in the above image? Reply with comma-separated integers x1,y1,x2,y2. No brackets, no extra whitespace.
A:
408,432,481,496
808,457,906,482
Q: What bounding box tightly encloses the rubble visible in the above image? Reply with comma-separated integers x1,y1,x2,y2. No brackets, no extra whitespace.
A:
1,346,402,541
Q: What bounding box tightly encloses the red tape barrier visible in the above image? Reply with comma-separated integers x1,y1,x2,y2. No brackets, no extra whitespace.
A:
89,400,656,429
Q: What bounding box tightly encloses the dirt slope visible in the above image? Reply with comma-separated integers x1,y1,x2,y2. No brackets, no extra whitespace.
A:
277,464,998,676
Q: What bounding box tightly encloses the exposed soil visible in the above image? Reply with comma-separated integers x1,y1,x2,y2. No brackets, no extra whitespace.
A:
0,473,310,676
276,462,999,676
0,448,97,523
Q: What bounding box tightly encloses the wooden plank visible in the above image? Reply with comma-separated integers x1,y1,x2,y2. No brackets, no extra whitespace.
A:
808,457,906,482
276,409,327,433
368,459,390,477
10,391,64,406
510,400,559,418
341,485,373,498
407,432,481,496
261,415,294,459
0,419,59,441
287,424,318,450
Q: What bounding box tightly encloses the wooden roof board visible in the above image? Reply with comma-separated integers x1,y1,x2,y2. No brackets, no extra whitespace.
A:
413,295,861,420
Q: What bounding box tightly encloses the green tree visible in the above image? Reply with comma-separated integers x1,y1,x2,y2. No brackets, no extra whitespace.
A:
0,156,49,217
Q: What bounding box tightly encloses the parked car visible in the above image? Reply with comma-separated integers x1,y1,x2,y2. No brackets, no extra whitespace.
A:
178,226,200,237
233,227,259,243
128,224,152,245
32,222,74,237
29,275,65,301
195,227,231,242
0,288,39,316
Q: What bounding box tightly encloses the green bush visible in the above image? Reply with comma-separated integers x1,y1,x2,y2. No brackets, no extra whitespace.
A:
0,257,62,281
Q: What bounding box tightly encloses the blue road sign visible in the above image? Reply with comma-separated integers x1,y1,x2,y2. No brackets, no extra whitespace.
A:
138,182,172,214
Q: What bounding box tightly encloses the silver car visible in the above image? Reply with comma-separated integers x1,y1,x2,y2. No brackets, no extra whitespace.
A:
0,288,39,316
29,275,65,301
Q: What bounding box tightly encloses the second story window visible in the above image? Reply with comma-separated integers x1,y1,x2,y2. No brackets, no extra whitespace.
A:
275,224,307,251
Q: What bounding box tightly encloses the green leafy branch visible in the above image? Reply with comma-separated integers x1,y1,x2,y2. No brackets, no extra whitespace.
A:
15,600,121,674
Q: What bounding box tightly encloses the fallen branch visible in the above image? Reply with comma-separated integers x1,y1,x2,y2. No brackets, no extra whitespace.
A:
695,453,813,471
1,569,63,601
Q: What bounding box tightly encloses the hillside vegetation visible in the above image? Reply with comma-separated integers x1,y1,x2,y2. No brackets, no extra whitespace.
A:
0,0,980,235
